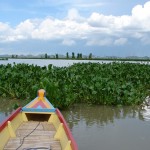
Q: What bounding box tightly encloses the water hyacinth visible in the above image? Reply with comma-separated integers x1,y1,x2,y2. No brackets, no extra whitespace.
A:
0,62,150,108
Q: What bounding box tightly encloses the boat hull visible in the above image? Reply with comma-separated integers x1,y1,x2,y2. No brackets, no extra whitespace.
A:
0,107,78,150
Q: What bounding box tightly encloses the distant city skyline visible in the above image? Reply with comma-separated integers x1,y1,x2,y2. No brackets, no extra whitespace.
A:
0,0,150,57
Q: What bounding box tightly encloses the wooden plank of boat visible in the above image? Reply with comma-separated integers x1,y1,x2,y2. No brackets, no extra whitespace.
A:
4,121,61,150
0,89,78,150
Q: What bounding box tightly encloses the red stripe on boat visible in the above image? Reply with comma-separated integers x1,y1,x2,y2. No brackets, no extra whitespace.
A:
56,109,78,150
32,101,47,108
0,107,21,131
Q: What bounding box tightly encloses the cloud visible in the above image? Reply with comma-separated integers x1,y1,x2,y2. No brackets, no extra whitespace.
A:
62,39,76,46
132,1,150,21
88,1,150,31
67,8,85,22
0,1,150,47
0,22,14,42
30,16,90,40
0,22,11,32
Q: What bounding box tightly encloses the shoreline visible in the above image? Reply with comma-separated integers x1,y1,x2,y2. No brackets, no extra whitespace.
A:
1,57,150,62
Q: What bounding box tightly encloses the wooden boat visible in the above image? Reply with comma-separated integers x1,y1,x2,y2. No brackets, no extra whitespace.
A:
0,89,78,150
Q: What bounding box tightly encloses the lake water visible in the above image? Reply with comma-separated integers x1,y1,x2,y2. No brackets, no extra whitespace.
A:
0,58,150,67
0,104,150,150
62,104,150,150
0,58,111,67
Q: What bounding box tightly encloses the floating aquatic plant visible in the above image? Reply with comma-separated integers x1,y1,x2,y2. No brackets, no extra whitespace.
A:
0,62,150,108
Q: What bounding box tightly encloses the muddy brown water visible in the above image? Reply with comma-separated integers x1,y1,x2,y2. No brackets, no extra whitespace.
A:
0,103,150,150
62,104,150,150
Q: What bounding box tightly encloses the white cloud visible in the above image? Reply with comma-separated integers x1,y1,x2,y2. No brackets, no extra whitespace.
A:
67,8,82,21
62,39,76,46
31,17,90,40
0,22,10,32
66,8,86,23
132,1,150,21
88,13,114,27
130,2,150,30
1,1,150,46
11,20,36,41
88,12,132,30
0,22,14,42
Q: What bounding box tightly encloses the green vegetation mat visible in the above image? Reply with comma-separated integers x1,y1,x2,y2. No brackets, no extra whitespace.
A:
0,62,150,108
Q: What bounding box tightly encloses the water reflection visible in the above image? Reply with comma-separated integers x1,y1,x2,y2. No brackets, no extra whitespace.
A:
62,104,150,150
0,112,11,123
0,113,9,123
62,104,142,128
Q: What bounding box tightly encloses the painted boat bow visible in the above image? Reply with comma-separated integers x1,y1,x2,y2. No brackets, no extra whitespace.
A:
0,89,78,150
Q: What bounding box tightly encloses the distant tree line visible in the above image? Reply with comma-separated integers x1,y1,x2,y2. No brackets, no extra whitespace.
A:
8,52,150,61
10,52,94,60
44,52,93,59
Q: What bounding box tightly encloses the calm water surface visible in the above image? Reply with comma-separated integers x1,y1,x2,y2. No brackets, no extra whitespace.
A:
1,59,150,67
0,59,111,67
62,104,150,150
1,104,150,150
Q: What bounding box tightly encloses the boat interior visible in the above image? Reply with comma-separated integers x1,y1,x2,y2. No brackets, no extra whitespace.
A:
0,111,72,150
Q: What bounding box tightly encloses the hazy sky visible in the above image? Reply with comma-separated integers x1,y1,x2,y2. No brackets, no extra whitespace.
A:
0,0,150,57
